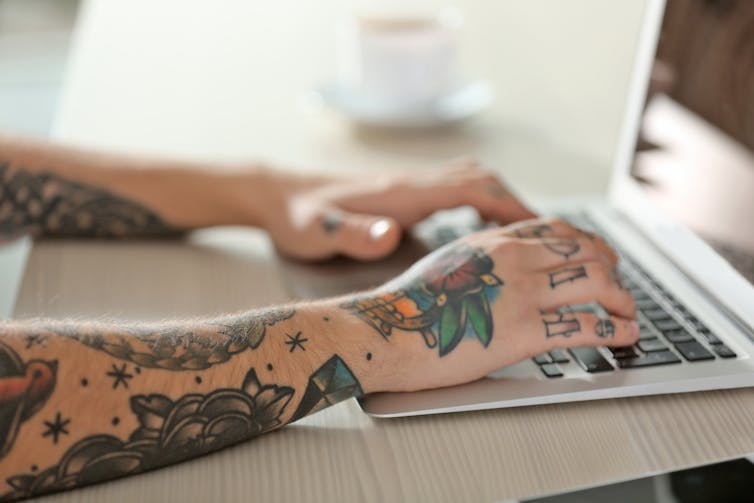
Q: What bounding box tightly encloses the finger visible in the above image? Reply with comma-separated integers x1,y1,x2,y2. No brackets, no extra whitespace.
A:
500,218,619,265
318,209,402,261
533,261,636,319
499,237,615,270
534,311,640,351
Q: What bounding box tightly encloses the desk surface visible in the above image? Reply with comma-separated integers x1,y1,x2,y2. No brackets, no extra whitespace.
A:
14,0,754,501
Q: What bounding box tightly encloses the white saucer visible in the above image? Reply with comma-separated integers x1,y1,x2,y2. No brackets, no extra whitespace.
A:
316,80,493,128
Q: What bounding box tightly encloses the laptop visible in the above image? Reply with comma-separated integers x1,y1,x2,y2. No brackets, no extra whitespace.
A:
279,0,754,417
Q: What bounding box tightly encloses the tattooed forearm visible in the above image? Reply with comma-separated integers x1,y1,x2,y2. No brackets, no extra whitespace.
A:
30,308,294,371
0,162,176,238
342,245,503,357
0,355,362,501
0,341,57,458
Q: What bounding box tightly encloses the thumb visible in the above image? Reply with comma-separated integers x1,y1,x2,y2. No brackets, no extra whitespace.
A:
320,209,402,261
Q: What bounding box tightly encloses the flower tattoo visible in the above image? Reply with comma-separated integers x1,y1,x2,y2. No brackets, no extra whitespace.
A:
343,245,503,356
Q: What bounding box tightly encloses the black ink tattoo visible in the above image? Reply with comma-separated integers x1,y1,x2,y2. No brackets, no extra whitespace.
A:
23,334,46,349
366,352,372,361
321,213,342,233
41,412,70,444
41,307,294,371
80,378,88,387
285,331,308,352
542,238,580,260
290,355,363,422
514,224,553,239
0,162,176,238
2,367,295,501
542,312,581,338
0,341,57,458
595,319,616,338
266,363,273,371
106,363,134,389
548,265,588,288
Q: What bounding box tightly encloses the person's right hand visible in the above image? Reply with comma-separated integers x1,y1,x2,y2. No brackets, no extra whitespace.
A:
341,217,639,392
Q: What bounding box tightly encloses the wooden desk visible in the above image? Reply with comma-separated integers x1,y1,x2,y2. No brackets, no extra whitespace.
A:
14,1,754,501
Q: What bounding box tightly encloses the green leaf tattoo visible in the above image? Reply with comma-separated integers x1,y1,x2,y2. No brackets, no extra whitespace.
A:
343,245,503,357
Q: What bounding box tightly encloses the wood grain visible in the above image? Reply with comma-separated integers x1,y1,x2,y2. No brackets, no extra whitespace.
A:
14,232,754,503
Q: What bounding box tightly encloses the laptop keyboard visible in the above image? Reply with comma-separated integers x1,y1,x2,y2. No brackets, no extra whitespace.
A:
425,214,737,378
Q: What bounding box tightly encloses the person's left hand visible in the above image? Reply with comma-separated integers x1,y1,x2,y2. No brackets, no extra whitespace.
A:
261,159,537,261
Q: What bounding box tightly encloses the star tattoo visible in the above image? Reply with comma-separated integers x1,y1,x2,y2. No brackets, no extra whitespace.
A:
42,412,71,444
285,331,308,352
106,363,134,389
24,333,47,349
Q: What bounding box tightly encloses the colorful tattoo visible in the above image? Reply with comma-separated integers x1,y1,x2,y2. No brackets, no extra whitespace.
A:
343,245,503,356
0,341,57,459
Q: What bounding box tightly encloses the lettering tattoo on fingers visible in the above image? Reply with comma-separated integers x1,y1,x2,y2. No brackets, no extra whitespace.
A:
548,265,588,289
514,224,553,239
542,312,582,338
595,319,616,338
542,238,580,260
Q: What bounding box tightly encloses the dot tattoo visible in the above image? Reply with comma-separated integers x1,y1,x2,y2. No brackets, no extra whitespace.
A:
80,378,88,387
322,213,342,234
366,352,373,361
42,412,71,444
112,417,120,426
266,363,273,371
284,331,308,352
195,376,202,384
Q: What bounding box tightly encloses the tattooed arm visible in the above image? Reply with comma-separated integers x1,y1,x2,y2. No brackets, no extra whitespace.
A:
0,217,636,500
0,133,534,258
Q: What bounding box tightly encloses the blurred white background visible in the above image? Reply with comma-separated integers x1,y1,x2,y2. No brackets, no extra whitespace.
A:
2,0,647,198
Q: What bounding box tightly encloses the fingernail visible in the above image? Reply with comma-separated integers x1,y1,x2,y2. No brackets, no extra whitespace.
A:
369,219,392,241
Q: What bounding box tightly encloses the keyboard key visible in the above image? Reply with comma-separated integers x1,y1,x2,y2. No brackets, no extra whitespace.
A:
643,308,672,321
617,351,681,369
639,328,657,340
653,319,683,331
548,349,570,363
713,344,737,359
609,346,638,359
675,341,715,361
635,299,657,310
540,363,564,378
700,332,722,345
664,329,694,343
638,339,668,352
569,347,614,373
533,353,551,365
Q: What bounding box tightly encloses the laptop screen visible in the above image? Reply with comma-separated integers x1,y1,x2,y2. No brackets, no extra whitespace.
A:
629,0,754,286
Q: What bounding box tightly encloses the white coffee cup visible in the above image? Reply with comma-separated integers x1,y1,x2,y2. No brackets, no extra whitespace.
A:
337,9,463,106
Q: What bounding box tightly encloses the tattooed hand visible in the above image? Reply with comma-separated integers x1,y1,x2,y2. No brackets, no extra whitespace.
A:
345,217,639,391
261,159,535,261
